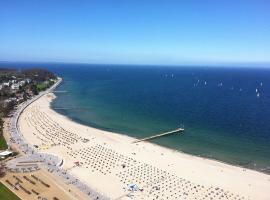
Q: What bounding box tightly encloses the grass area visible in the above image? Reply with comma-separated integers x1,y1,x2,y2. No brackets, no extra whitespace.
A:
36,82,48,91
0,182,21,200
0,134,7,150
36,80,53,92
0,116,7,150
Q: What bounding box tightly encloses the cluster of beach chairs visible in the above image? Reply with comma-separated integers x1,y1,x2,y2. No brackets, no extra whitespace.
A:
25,106,83,148
67,144,247,200
69,144,138,175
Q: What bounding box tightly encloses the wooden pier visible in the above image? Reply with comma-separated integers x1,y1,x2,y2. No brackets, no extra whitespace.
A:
133,128,184,143
54,90,68,93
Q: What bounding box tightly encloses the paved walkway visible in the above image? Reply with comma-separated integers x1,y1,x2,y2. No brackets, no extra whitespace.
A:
7,78,110,200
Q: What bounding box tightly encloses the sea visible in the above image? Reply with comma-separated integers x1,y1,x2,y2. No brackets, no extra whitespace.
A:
1,62,270,173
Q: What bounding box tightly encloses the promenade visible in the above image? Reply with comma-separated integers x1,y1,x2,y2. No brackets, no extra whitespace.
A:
6,78,109,200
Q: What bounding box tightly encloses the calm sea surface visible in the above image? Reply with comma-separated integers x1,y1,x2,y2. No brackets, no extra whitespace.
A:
1,62,270,173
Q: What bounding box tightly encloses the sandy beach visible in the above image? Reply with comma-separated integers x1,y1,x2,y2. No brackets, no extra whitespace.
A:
16,91,270,200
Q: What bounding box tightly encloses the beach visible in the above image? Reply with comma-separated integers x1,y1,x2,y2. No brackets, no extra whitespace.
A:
2,0,270,199
16,89,270,199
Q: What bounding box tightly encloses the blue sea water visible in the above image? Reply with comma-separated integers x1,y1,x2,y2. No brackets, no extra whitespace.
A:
1,62,270,173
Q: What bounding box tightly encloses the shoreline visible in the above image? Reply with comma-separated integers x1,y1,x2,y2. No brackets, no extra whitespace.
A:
15,78,270,199
50,99,269,176
49,98,269,174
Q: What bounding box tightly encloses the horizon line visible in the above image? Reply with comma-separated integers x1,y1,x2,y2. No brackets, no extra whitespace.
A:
0,60,270,68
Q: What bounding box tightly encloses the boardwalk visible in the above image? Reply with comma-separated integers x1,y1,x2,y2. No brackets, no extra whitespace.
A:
133,128,184,143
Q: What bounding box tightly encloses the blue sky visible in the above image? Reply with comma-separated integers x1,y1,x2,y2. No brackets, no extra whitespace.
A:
0,0,269,65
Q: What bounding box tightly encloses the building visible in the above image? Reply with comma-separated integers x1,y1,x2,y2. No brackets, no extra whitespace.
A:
0,150,14,159
11,83,20,90
25,78,31,84
4,97,17,104
3,82,9,86
19,80,26,86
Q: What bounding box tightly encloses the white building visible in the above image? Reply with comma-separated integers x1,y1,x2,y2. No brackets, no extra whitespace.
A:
4,97,17,103
25,78,31,84
11,83,20,90
19,80,26,86
0,150,13,159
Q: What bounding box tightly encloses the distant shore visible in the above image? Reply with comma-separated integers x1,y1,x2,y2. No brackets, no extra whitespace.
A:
17,79,270,199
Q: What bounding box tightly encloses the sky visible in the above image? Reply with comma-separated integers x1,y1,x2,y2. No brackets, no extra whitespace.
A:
0,0,270,65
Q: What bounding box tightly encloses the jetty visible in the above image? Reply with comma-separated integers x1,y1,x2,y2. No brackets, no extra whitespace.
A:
133,128,184,143
54,90,68,93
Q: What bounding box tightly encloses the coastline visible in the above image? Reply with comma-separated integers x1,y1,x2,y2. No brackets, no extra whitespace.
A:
14,78,270,199
51,103,270,176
